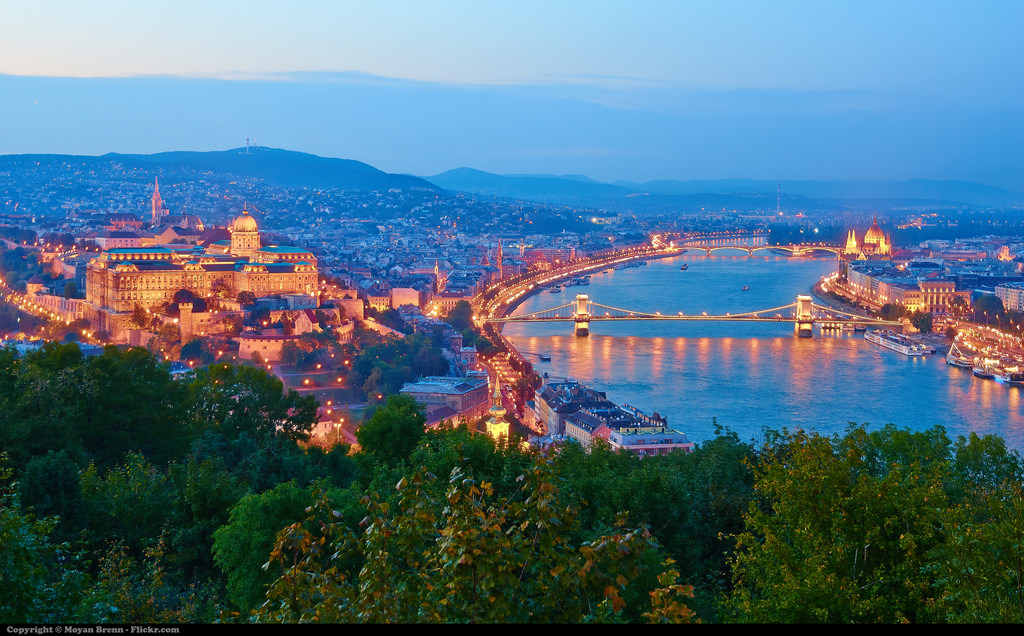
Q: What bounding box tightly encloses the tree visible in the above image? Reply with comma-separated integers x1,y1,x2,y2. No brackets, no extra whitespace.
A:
911,311,933,334
131,303,150,330
212,481,320,612
926,483,1024,623
254,461,695,623
974,295,1004,324
445,300,475,332
237,291,256,308
878,303,907,322
180,338,205,362
188,363,317,443
725,426,951,623
0,454,91,623
355,394,426,469
211,279,231,299
63,280,77,299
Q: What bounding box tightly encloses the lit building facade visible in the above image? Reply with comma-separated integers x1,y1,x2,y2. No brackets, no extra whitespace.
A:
85,209,318,332
996,282,1024,312
844,217,893,259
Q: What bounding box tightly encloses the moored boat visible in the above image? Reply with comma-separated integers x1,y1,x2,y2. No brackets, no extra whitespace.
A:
946,341,976,368
864,329,927,356
994,366,1024,385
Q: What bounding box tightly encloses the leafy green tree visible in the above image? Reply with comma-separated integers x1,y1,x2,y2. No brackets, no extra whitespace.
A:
254,462,695,623
446,300,475,331
131,303,150,329
0,454,91,623
17,449,86,539
725,426,950,623
80,453,174,558
212,481,320,612
911,311,933,334
281,340,301,366
355,394,426,470
974,294,1005,324
237,291,257,307
926,483,1024,622
164,456,245,582
83,537,219,623
180,338,206,363
189,363,317,443
878,303,907,322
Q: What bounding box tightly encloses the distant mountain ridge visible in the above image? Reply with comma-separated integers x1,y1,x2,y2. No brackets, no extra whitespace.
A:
424,169,1024,212
0,147,441,192
3,146,1022,213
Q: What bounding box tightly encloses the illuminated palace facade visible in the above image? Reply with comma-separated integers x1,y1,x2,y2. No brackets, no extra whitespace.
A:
85,208,317,331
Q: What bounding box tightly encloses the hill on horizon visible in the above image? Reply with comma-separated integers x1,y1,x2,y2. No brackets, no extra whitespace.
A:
0,147,441,193
4,146,1024,214
424,168,1024,213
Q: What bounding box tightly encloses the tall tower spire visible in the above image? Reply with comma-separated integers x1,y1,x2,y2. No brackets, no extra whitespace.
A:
486,382,509,439
151,178,164,227
497,238,504,281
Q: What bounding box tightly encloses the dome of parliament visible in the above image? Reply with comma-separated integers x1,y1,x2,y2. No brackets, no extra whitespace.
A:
864,216,885,244
231,208,258,232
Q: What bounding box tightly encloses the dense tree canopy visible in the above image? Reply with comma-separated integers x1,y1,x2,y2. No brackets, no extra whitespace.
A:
2,342,1024,624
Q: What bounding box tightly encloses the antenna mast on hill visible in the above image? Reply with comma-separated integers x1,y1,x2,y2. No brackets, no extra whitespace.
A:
246,138,250,155
777,183,781,216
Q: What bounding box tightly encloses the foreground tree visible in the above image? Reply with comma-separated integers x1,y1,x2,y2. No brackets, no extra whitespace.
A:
254,461,697,623
726,426,950,623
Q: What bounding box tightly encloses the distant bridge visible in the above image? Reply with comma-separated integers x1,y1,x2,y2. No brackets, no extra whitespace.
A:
486,293,900,337
676,235,843,257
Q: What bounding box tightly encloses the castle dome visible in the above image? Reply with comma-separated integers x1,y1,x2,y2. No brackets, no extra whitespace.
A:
231,207,258,233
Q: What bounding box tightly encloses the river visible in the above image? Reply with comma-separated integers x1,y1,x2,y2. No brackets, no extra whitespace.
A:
502,251,1024,450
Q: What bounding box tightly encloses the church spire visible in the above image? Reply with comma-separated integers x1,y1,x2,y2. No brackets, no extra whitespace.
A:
485,382,509,439
151,177,164,227
497,239,504,281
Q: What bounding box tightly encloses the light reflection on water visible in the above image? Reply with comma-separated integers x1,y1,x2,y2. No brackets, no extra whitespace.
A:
503,254,1024,450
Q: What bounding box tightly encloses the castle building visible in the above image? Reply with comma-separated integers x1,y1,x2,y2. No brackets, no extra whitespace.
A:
84,208,318,336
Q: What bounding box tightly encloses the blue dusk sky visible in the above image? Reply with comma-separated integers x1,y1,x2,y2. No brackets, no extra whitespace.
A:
1,0,1023,188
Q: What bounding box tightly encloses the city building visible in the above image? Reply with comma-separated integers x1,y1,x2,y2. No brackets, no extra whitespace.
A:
399,376,490,425
84,208,318,336
996,281,1024,312
843,217,893,260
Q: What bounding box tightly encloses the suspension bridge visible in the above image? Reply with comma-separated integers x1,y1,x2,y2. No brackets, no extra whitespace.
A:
486,293,902,337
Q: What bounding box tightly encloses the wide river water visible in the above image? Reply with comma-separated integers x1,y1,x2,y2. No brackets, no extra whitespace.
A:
502,252,1024,451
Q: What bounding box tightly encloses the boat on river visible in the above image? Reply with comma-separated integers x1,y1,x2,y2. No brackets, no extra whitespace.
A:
945,341,974,368
864,330,928,356
994,365,1024,385
973,365,995,379
680,264,689,271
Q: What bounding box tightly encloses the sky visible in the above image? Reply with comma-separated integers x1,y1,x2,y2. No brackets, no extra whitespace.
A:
2,0,1023,188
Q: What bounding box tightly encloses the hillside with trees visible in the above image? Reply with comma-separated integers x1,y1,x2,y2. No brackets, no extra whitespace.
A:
1,342,1022,623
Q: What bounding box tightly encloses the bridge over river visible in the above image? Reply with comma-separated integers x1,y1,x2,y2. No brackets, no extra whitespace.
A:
487,293,901,337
